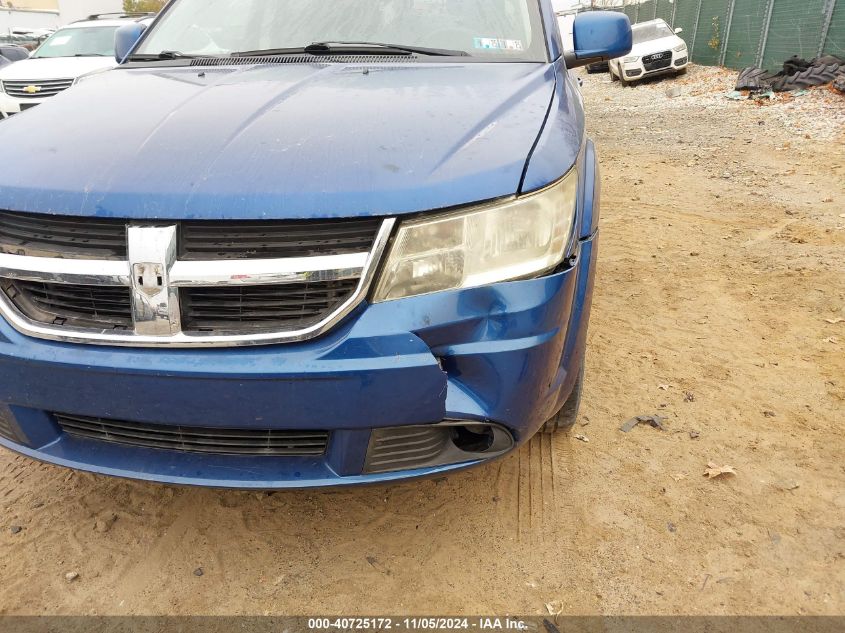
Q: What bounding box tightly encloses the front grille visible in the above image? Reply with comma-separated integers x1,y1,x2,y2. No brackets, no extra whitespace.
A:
180,278,360,333
1,279,133,329
2,78,74,99
0,211,127,259
643,51,673,71
0,212,383,261
179,218,382,260
0,211,390,346
55,413,330,456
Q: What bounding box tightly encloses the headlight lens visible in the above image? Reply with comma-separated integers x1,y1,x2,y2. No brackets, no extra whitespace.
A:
373,168,578,302
673,44,687,53
623,56,639,63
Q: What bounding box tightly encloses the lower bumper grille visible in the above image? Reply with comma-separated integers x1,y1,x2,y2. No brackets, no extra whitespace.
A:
1,279,133,329
54,413,330,456
675,56,688,66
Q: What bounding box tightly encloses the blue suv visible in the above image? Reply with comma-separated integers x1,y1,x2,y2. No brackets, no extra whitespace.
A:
0,0,631,488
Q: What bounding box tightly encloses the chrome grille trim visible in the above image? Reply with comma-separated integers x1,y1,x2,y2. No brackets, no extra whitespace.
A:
169,253,368,287
0,253,131,286
0,218,395,347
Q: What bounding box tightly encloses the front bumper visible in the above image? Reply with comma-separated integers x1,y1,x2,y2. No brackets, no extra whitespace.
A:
621,51,689,80
0,233,598,488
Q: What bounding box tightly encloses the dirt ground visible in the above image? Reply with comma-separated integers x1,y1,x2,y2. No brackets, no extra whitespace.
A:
1,65,843,617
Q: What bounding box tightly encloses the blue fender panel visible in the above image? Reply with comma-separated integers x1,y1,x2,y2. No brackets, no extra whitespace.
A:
520,60,585,195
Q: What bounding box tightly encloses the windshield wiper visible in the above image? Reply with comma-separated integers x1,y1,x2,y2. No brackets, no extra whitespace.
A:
127,50,197,61
232,41,469,58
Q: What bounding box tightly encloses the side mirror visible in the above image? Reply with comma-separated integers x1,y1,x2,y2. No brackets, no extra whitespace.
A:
114,22,148,63
675,27,684,34
559,12,633,69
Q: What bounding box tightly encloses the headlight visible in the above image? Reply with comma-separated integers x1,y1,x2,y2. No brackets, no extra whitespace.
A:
373,168,578,302
622,56,639,63
673,44,687,53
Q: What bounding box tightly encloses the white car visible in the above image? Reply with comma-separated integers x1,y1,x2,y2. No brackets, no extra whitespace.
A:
0,13,153,119
609,19,688,85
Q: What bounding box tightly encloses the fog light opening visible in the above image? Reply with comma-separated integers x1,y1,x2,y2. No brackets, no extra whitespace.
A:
363,422,515,474
450,424,495,453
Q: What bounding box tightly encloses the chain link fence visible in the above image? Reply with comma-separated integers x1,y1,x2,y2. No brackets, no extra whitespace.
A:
617,0,842,69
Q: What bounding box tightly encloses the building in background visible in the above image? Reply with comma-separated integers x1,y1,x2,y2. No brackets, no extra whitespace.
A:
1,0,123,35
1,0,59,35
57,0,124,24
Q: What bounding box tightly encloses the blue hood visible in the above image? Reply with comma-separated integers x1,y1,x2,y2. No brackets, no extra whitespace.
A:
0,62,564,220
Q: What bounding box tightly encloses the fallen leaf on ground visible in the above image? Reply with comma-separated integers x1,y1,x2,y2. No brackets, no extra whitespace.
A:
823,337,839,344
671,473,687,481
574,434,589,443
545,601,563,616
704,462,736,479
824,318,844,324
658,384,670,390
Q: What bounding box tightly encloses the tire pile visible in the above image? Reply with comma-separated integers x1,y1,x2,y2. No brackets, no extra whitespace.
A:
736,55,845,94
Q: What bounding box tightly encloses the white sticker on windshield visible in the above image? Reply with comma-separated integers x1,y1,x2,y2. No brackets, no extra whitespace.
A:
49,35,71,46
473,38,524,51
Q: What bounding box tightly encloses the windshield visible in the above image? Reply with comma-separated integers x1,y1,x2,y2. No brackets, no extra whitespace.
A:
632,23,675,45
136,0,548,61
33,26,119,58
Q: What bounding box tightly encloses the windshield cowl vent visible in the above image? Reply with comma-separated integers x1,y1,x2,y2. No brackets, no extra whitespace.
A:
190,54,420,67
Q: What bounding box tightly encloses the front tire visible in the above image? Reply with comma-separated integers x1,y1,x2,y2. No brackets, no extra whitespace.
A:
540,363,585,434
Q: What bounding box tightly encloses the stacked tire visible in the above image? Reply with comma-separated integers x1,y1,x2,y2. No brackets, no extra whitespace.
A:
736,55,845,93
